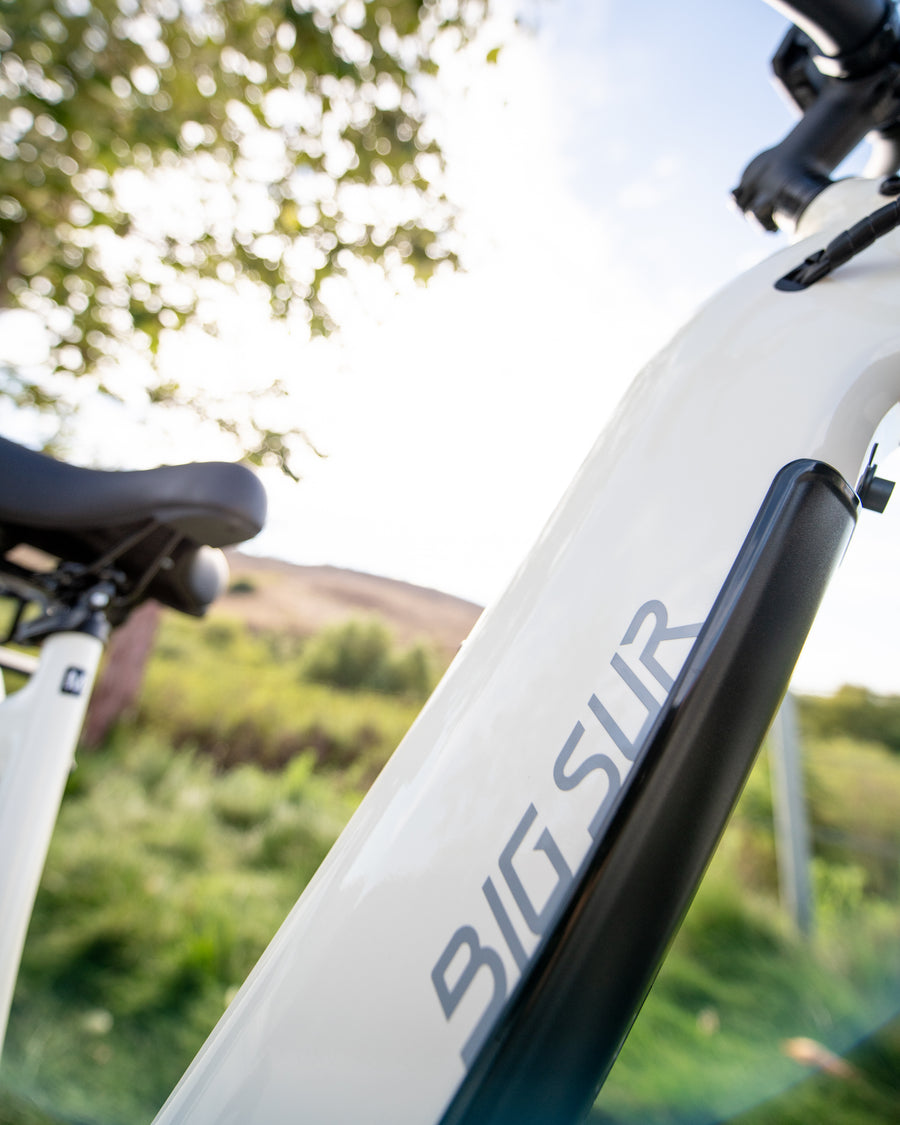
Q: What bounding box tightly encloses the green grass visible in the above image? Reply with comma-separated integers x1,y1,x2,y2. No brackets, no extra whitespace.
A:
138,613,432,783
731,1014,900,1125
0,1089,63,1125
0,735,357,1123
0,617,898,1124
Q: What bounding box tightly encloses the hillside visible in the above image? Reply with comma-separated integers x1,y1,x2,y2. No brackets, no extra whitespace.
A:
220,551,483,657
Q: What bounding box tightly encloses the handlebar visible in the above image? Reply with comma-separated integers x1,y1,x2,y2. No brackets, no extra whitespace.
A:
734,1,900,230
770,0,888,60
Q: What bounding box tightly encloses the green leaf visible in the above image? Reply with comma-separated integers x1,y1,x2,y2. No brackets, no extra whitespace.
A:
0,0,496,474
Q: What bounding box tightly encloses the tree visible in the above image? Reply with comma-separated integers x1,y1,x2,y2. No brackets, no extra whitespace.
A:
0,0,490,472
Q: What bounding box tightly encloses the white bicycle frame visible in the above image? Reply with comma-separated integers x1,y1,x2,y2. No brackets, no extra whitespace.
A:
5,2,900,1118
3,172,899,1124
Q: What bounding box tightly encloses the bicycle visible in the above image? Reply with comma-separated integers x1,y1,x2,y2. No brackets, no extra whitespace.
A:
2,1,900,1123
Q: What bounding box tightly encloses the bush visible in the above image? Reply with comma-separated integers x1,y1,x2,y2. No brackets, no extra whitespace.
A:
227,578,256,595
798,686,900,754
135,614,426,782
298,619,436,699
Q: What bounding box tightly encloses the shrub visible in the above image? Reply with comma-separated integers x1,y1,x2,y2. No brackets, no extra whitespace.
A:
298,619,436,699
798,686,900,754
227,578,256,595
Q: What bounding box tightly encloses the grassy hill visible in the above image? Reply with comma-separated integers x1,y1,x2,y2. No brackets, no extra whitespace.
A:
219,551,482,656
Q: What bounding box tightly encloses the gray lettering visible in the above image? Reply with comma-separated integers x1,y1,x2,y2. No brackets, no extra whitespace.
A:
482,876,528,972
621,599,703,692
433,597,705,1071
553,720,622,838
588,653,660,761
500,804,573,937
553,722,588,790
431,925,507,1067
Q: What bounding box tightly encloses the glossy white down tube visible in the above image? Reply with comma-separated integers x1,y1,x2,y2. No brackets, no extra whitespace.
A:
153,178,900,1124
0,631,103,1052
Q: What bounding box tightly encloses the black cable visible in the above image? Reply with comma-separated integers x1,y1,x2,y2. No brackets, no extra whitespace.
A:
775,191,900,290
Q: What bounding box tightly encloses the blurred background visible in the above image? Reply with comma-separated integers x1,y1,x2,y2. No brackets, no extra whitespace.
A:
0,1,898,1122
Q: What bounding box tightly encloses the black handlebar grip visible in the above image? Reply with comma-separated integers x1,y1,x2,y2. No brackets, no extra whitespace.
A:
769,0,889,59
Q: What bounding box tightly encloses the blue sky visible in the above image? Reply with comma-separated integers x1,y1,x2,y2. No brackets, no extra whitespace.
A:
533,0,793,286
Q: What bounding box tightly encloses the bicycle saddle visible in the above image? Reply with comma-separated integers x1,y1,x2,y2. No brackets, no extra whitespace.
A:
0,436,267,621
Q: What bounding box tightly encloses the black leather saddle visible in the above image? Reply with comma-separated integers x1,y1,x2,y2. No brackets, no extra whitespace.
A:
0,436,267,620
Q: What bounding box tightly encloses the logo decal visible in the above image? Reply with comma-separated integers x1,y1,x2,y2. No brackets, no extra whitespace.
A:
61,666,87,697
431,599,703,1067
